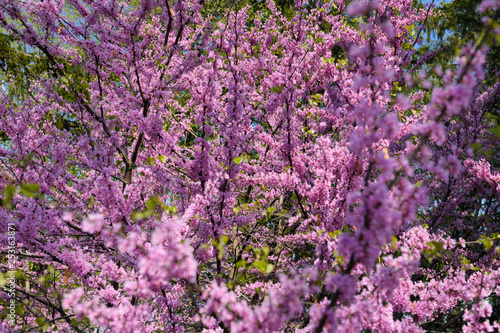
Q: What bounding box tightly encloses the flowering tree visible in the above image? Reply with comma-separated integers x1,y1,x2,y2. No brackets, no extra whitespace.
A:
0,0,499,332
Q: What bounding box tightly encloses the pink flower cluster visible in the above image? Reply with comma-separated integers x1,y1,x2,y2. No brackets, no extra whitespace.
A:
0,0,499,332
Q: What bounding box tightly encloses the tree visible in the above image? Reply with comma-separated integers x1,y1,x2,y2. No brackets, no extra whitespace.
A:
0,0,499,332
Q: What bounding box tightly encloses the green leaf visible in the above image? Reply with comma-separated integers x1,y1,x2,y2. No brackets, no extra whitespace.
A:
0,273,6,287
489,126,500,139
236,260,247,268
270,85,284,93
252,260,267,273
471,143,482,153
479,236,494,250
157,155,167,163
328,230,342,238
460,255,471,266
322,57,335,65
424,241,445,260
233,157,243,165
131,197,162,220
166,206,177,215
2,185,16,209
36,317,45,327
391,235,398,246
267,207,276,213
20,183,39,197
217,235,229,260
